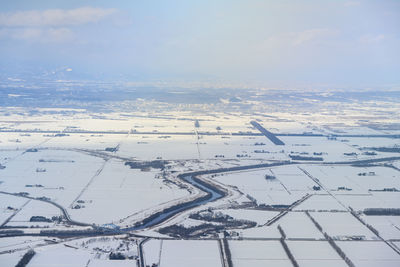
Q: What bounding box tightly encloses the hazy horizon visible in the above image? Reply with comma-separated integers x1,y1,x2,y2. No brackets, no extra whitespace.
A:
0,0,399,87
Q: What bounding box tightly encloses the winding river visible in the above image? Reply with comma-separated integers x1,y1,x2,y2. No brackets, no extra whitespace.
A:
126,175,224,231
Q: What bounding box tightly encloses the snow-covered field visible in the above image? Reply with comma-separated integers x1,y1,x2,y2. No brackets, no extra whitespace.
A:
117,134,199,160
212,168,302,206
5,200,60,228
229,240,292,267
337,193,400,211
360,215,400,239
143,239,162,266
302,165,400,194
310,212,379,240
69,159,189,225
336,241,400,267
278,212,324,239
239,224,282,238
0,149,105,207
0,194,29,225
219,208,280,225
287,240,347,267
1,105,399,266
294,194,346,211
159,240,222,267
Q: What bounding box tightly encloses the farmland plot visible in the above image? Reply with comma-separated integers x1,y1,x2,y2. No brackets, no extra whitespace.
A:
159,240,222,267
229,240,292,267
69,159,189,225
336,241,400,267
287,240,348,267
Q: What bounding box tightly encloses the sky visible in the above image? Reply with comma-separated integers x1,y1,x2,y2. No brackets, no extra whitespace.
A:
0,0,399,87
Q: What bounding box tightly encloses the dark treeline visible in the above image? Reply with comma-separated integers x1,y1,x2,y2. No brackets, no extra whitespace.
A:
15,249,35,267
364,208,400,216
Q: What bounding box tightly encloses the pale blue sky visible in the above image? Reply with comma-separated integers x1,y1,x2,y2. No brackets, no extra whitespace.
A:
0,0,399,87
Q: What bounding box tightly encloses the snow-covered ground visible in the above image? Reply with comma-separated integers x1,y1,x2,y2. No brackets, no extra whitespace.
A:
278,212,324,239
294,194,346,211
5,200,61,228
311,212,379,240
360,215,400,239
229,240,292,267
68,159,189,225
287,240,347,267
143,239,162,267
336,241,400,267
159,240,222,267
212,168,303,206
1,104,399,266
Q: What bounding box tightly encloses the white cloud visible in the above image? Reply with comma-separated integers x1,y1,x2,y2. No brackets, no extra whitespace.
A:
9,27,75,43
344,1,361,7
12,28,42,40
360,34,385,44
265,28,339,47
292,29,337,46
0,7,117,43
0,7,116,27
45,28,75,42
